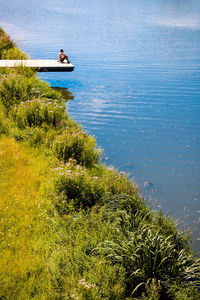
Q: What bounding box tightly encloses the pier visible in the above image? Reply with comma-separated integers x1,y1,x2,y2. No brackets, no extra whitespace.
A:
0,60,74,72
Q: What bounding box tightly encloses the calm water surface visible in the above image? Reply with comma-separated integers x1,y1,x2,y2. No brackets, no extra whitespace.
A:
1,0,200,252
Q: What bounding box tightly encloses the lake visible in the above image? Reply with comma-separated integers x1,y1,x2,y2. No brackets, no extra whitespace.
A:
0,0,200,252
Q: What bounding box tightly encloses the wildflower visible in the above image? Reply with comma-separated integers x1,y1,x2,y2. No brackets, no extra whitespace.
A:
65,170,72,174
79,279,85,285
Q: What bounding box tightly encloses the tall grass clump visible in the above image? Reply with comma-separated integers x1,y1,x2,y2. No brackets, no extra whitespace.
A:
11,98,66,129
97,225,200,297
1,45,27,60
53,161,104,210
52,129,101,166
0,29,15,58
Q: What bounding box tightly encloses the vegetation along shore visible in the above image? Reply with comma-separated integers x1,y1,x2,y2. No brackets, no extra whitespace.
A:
0,27,200,299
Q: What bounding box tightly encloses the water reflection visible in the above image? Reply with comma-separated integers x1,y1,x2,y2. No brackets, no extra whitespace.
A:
52,87,74,101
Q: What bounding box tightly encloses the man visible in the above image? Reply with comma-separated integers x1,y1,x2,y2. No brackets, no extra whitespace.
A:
58,49,70,63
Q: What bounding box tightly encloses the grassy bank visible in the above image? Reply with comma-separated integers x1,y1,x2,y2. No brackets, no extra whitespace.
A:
0,28,200,299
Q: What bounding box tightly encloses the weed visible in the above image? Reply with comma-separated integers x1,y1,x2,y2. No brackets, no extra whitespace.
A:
11,98,66,129
52,129,100,167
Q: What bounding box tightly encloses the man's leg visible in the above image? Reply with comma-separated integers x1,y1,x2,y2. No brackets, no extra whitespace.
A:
64,55,70,63
60,58,65,63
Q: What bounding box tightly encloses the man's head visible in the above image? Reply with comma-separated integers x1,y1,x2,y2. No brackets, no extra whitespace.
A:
60,49,64,53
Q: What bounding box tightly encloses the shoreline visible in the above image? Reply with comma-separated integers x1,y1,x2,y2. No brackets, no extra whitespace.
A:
0,27,199,299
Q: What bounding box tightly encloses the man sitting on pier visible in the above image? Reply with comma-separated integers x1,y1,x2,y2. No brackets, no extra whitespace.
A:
58,49,70,63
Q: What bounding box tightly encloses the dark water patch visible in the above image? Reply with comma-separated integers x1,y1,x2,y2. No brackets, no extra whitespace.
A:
52,87,74,101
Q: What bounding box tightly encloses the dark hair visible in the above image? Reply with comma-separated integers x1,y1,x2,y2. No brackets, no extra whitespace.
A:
60,49,64,52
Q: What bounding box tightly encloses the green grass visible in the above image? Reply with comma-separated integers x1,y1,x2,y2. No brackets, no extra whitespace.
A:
0,137,63,299
11,98,66,129
0,26,199,299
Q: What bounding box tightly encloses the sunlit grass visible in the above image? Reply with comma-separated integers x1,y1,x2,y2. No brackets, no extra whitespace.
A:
0,137,62,299
0,137,127,299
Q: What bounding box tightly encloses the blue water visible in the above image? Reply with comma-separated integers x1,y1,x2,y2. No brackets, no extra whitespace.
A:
1,0,200,252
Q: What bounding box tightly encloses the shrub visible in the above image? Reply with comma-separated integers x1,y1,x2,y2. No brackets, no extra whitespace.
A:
0,75,64,113
0,74,34,112
52,129,101,167
53,162,105,211
11,98,66,129
0,30,15,58
0,27,27,60
1,46,27,60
